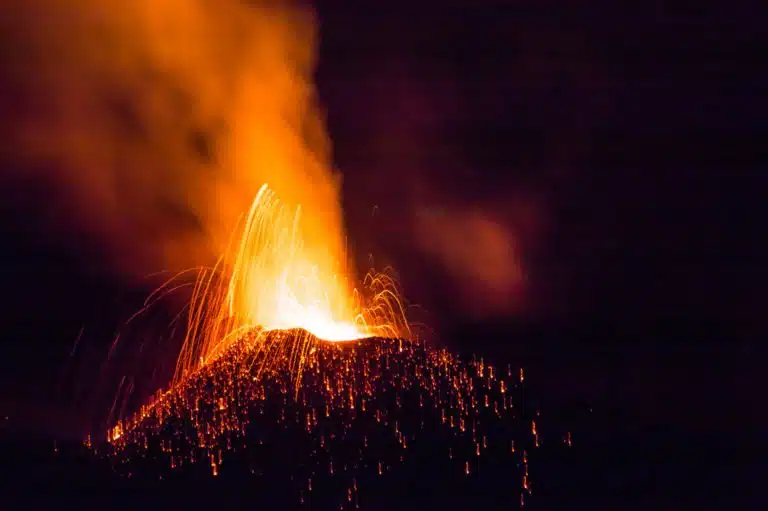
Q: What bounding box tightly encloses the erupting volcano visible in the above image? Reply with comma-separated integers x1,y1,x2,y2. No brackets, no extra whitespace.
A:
92,183,558,509
28,2,573,508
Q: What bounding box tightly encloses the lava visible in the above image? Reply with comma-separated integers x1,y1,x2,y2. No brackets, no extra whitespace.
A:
140,183,411,388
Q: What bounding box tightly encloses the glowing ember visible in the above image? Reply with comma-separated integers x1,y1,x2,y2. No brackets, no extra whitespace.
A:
100,333,544,508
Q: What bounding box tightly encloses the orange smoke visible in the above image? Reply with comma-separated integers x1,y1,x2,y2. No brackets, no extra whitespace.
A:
0,0,415,387
0,0,346,283
415,207,526,318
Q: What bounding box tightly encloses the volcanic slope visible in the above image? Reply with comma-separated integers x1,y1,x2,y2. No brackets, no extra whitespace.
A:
101,331,547,509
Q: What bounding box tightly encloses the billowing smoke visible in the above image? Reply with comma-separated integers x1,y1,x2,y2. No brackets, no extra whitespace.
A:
0,0,345,280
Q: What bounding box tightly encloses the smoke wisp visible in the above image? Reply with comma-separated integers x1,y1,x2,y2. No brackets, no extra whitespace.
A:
0,0,345,280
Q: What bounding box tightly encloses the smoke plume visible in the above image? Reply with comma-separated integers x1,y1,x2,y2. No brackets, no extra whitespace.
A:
0,0,345,280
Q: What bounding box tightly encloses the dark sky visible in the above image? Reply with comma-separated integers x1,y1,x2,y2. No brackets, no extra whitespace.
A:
316,2,763,331
312,2,765,443
0,2,764,441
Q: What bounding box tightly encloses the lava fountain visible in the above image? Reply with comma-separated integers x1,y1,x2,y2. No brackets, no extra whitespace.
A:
171,183,410,386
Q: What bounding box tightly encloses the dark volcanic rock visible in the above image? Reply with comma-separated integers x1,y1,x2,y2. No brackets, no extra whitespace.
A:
91,333,562,509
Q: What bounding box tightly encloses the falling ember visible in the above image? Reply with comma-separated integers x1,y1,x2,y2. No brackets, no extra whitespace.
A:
97,335,552,508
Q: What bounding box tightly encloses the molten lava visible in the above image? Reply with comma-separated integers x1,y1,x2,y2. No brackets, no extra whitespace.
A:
172,183,409,384
227,184,387,342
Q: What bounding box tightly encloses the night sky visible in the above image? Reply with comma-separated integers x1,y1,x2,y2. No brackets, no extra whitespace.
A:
0,2,764,506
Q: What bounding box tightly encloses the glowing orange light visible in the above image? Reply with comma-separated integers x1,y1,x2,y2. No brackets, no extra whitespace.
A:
167,184,409,387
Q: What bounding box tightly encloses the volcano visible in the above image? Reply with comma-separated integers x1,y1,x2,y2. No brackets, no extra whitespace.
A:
86,330,557,509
